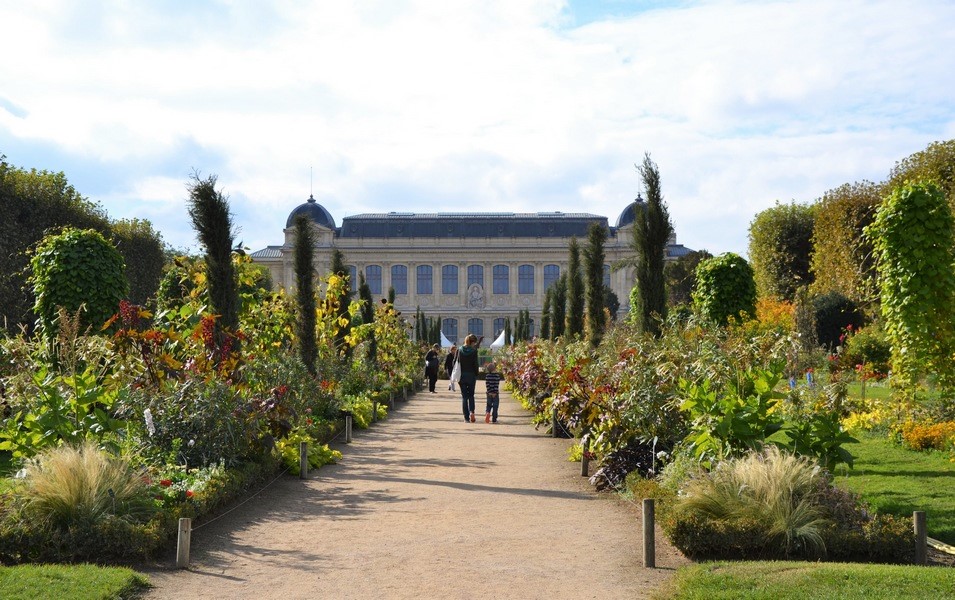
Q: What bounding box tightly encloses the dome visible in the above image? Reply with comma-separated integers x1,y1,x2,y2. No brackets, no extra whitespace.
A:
615,194,646,228
286,195,336,229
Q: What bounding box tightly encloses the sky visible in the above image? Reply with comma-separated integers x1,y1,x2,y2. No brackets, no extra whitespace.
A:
2,0,954,257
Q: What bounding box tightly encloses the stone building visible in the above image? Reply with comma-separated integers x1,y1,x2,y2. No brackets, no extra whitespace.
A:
251,195,691,343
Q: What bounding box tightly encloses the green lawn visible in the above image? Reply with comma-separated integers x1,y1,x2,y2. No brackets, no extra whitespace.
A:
0,564,147,600
838,431,955,545
654,561,955,599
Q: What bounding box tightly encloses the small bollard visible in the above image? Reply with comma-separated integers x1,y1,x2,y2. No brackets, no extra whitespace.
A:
176,517,191,569
552,405,559,438
390,394,395,410
299,441,308,479
403,387,408,401
345,414,353,443
581,451,590,477
643,498,656,568
914,510,927,565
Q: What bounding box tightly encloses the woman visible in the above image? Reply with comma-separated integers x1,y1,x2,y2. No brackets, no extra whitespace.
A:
424,343,440,393
444,345,458,391
457,334,483,422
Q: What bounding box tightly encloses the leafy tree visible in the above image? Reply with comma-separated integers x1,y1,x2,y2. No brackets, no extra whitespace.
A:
748,201,815,302
809,181,882,314
357,271,377,363
292,214,317,376
551,274,567,338
867,181,955,400
888,139,955,213
584,222,607,347
187,174,239,352
30,228,127,341
565,238,584,338
110,218,166,306
812,292,864,351
633,153,674,337
665,250,712,307
541,288,552,340
603,285,620,321
693,253,757,326
329,248,352,354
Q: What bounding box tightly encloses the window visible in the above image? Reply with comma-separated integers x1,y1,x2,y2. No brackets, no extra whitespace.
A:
468,318,484,338
391,265,407,295
603,264,611,288
366,265,382,296
493,318,506,339
518,264,534,294
443,318,458,344
467,265,484,289
544,264,560,290
417,265,433,295
347,266,357,292
529,319,535,339
493,264,509,294
442,265,458,295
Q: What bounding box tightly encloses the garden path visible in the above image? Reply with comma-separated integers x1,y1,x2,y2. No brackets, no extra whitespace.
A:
140,383,687,599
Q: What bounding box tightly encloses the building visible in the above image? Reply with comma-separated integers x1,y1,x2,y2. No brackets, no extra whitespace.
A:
251,195,691,343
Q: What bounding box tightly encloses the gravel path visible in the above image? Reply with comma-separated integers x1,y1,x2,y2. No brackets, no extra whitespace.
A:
140,383,688,599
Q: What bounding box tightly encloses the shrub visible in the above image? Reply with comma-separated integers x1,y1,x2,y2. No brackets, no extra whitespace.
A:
813,292,864,351
900,421,955,451
841,323,891,376
692,252,757,325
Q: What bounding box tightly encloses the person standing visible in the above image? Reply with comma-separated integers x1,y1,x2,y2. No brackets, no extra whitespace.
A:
484,361,502,423
457,334,483,422
425,344,440,393
445,345,458,391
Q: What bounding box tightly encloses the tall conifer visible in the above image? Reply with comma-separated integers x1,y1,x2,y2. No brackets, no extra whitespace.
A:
634,153,673,337
292,214,317,375
565,237,584,338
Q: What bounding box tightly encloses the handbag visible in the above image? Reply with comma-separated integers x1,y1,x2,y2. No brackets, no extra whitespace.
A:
450,358,461,383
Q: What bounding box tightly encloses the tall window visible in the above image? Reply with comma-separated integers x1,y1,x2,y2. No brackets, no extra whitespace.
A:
366,265,382,296
493,264,509,294
443,318,458,344
391,265,407,295
417,265,433,295
529,319,535,338
518,264,534,294
468,318,484,338
493,317,506,339
347,266,357,292
442,265,458,295
603,264,611,288
467,265,484,289
544,264,560,290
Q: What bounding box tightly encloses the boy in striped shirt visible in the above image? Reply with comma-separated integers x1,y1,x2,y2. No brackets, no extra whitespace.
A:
484,362,503,424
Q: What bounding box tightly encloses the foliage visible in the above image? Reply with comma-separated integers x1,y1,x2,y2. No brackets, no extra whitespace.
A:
810,180,883,314
840,323,891,377
632,153,674,336
293,214,318,375
664,249,712,307
29,227,128,342
110,218,166,306
692,253,756,325
276,428,342,476
584,222,607,347
748,201,815,302
755,297,794,333
900,421,955,451
540,289,552,340
888,139,955,214
868,181,955,401
550,273,567,338
565,238,584,338
329,248,352,353
812,291,864,350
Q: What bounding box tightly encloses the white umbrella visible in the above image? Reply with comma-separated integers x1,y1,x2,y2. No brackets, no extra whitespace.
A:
440,331,454,349
489,328,508,352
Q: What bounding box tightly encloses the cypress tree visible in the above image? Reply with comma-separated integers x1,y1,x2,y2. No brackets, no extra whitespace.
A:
504,316,512,346
584,222,607,348
634,153,674,337
541,290,552,340
292,214,317,376
329,248,352,353
552,273,567,338
388,286,396,306
358,272,374,325
565,237,584,338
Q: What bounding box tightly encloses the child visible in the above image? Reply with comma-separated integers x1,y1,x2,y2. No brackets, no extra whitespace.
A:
484,362,502,423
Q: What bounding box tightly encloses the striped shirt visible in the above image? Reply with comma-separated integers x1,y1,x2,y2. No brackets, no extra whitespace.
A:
485,371,502,395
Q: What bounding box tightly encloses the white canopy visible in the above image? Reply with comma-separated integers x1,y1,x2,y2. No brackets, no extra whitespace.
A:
440,331,454,349
489,328,510,351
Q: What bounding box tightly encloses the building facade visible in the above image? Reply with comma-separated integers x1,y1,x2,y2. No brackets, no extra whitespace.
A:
251,196,691,343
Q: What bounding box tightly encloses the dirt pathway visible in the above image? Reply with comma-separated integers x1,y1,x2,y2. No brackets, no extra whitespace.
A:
140,383,687,599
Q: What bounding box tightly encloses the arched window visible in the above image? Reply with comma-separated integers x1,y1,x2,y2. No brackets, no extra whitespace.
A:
417,265,433,295
391,265,408,295
347,266,357,292
468,318,484,338
544,264,560,290
493,317,506,339
443,318,458,344
603,264,611,288
442,265,458,295
467,265,484,289
518,264,534,294
366,265,382,296
493,264,509,294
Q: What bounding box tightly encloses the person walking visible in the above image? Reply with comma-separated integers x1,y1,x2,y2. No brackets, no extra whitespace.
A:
484,361,502,423
425,344,440,393
445,345,458,391
457,334,483,422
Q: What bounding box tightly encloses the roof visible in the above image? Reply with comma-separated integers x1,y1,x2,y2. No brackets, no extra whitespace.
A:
337,212,610,239
286,195,336,229
250,246,283,259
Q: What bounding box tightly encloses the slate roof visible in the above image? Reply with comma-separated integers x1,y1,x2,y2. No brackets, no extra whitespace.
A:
336,212,611,239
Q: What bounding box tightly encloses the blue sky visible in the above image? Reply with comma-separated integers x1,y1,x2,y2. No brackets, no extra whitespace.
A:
2,0,953,256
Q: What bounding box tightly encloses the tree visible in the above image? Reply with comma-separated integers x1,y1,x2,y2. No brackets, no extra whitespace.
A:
692,253,757,326
292,214,318,376
665,250,712,307
388,286,396,305
603,285,620,321
633,153,674,337
187,174,239,352
541,288,552,340
584,222,607,347
551,273,567,338
329,248,352,354
109,218,166,306
748,201,815,302
565,237,584,338
809,181,882,315
504,316,512,346
358,271,377,363
888,139,955,213
30,228,127,342
868,181,955,400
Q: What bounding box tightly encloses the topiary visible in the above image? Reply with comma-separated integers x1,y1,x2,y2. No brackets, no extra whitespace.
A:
692,252,756,325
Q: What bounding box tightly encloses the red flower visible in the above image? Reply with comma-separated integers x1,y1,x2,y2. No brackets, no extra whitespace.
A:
186,490,194,498
160,479,173,487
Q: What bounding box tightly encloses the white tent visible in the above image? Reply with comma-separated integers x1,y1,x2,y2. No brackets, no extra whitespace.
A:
489,328,510,352
440,331,454,349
